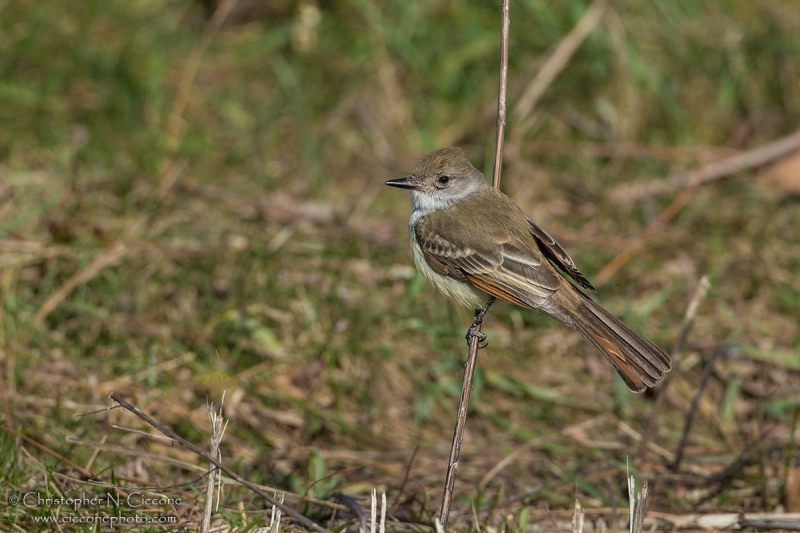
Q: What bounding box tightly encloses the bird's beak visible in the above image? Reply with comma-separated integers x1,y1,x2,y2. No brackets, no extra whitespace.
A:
385,176,422,190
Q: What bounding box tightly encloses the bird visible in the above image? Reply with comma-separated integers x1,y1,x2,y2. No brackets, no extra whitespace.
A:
386,147,670,392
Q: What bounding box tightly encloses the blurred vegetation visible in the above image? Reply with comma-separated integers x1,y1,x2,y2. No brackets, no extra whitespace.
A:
1,0,799,530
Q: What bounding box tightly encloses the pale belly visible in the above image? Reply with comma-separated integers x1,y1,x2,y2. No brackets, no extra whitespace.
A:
409,225,488,310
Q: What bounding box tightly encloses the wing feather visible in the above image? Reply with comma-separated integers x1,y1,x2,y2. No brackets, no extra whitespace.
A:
528,220,595,291
415,215,563,309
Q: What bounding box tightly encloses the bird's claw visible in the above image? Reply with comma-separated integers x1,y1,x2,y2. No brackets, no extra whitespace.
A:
464,297,496,348
465,326,487,346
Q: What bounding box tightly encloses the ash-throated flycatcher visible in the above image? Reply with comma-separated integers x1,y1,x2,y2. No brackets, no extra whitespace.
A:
386,147,670,392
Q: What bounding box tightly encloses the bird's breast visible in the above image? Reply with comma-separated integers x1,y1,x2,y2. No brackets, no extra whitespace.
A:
408,216,487,310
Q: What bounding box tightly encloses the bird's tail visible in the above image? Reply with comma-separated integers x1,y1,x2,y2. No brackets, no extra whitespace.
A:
572,294,671,392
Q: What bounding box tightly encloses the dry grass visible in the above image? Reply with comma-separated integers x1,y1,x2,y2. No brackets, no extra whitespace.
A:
1,0,800,531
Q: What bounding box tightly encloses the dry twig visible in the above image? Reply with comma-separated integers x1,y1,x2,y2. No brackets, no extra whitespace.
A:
512,0,608,130
108,393,331,533
609,129,800,203
157,0,240,198
391,445,419,512
438,2,509,529
597,129,800,284
594,185,697,284
439,320,486,530
492,0,510,189
636,276,711,460
526,140,738,163
671,345,728,472
69,436,349,513
477,436,548,490
649,511,800,531
0,423,95,478
32,242,127,328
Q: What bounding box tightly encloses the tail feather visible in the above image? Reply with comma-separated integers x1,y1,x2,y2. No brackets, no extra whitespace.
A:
573,295,671,393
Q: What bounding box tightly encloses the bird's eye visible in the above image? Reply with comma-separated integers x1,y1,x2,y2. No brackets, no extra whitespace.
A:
437,175,450,185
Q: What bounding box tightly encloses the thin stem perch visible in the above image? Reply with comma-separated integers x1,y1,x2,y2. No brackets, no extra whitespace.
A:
438,0,509,528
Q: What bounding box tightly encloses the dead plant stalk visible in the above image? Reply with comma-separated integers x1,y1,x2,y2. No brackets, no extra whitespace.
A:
108,393,331,533
438,0,509,529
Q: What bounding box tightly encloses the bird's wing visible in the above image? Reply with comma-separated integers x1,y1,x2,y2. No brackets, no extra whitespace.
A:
527,220,596,291
415,216,563,310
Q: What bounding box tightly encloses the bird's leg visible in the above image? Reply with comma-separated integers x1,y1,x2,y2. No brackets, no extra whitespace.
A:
465,297,496,347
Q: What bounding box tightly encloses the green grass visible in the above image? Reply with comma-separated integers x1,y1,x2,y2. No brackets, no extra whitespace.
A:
2,0,800,530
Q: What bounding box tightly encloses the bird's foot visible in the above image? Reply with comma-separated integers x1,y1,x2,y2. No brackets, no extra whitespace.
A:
464,297,496,348
465,323,487,346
